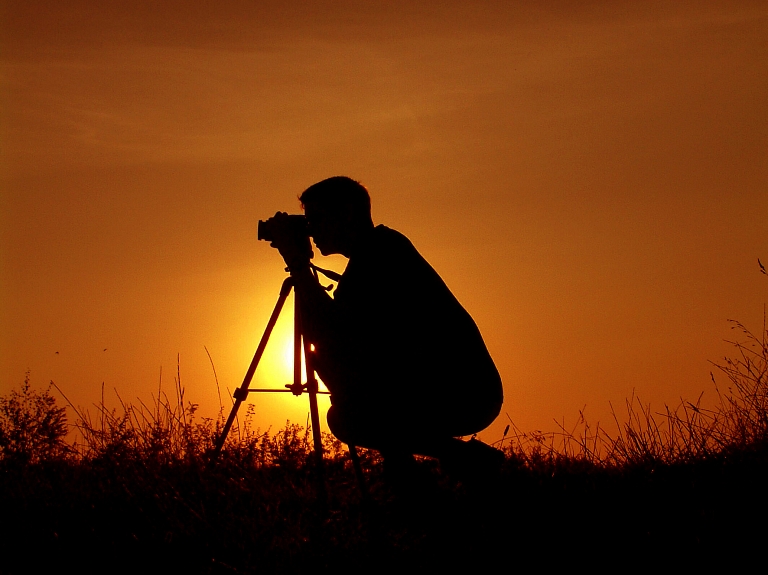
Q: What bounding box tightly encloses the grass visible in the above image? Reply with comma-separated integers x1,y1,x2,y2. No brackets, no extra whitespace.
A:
1,317,767,572
500,315,768,471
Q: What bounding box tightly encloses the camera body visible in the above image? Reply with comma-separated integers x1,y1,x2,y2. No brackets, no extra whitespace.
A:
258,214,308,242
258,213,313,263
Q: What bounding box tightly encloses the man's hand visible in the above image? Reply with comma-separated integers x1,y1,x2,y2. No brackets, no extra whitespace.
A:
267,212,313,270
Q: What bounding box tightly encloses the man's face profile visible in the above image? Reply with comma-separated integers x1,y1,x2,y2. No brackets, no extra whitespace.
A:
305,204,344,256
301,178,372,258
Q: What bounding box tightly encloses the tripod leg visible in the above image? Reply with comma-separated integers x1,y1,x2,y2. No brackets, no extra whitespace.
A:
295,298,328,511
213,277,293,459
295,302,325,462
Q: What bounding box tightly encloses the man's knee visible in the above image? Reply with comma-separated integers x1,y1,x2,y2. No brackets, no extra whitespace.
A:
326,404,353,445
327,403,396,450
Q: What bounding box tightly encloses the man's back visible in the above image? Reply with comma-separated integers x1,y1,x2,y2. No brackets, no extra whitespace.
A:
323,225,502,438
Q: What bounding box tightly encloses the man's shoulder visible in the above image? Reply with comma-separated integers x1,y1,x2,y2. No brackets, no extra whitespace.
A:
368,225,439,278
371,225,416,252
372,224,400,239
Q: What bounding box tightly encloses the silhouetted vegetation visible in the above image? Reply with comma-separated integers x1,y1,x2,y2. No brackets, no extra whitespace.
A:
504,317,768,467
0,372,69,464
2,319,766,572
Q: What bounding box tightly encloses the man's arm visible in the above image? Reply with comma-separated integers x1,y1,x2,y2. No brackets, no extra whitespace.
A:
286,263,350,393
264,211,347,388
264,214,338,345
287,264,338,346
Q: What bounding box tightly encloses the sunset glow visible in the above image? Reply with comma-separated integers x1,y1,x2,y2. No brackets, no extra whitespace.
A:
1,1,766,442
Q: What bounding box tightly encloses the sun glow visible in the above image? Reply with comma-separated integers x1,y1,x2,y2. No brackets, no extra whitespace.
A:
234,301,330,430
281,337,304,382
244,296,320,392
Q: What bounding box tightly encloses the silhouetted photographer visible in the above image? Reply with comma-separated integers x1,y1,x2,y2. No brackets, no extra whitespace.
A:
262,176,503,477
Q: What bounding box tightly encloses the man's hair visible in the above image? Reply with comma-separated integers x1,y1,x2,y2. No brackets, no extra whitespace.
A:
300,176,371,219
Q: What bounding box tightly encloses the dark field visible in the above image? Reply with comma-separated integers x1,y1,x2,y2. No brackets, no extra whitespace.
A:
2,321,767,573
2,438,766,574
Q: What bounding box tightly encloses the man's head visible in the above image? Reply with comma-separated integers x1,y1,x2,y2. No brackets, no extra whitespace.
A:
300,176,374,257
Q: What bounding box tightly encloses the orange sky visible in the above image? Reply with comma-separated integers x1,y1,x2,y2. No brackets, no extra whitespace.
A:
2,1,767,443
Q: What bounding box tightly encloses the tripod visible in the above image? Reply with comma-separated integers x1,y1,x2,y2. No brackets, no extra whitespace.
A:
212,276,328,465
212,269,369,503
212,269,368,493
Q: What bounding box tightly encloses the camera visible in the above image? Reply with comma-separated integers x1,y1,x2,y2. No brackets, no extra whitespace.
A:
257,214,308,242
258,213,313,263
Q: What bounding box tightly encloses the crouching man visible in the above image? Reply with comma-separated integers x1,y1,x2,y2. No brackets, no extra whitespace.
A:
266,176,503,477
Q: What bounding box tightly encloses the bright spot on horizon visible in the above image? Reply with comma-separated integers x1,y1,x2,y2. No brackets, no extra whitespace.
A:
281,337,301,382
